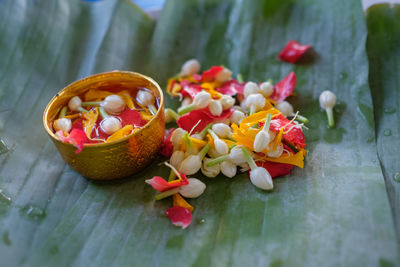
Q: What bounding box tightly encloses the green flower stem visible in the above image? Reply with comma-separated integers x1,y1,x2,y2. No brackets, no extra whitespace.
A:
262,113,272,132
168,170,176,182
227,136,236,142
178,104,195,115
155,187,181,200
295,114,309,124
99,107,109,119
82,101,101,107
326,107,334,128
237,73,244,83
241,147,257,170
228,144,237,150
184,133,193,150
206,155,229,167
166,108,180,121
199,123,213,136
77,107,88,113
198,143,210,160
149,104,158,115
59,106,67,119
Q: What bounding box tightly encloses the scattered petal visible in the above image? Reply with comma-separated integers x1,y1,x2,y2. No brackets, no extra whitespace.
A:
118,108,147,127
216,79,244,96
201,66,224,82
255,161,294,178
160,128,176,157
270,72,296,102
57,129,88,154
177,108,233,133
278,40,312,63
145,173,189,192
166,206,193,229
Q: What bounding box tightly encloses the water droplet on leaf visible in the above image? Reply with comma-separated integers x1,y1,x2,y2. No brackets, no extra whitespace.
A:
21,204,46,221
383,129,392,136
394,173,400,183
384,107,396,114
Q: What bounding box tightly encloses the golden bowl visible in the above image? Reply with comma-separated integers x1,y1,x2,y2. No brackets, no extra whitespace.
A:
43,71,165,180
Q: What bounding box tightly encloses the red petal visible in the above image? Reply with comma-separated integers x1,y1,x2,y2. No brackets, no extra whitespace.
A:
160,128,176,157
180,80,203,99
216,79,244,96
58,128,88,154
177,108,234,133
269,115,305,148
270,72,297,102
255,161,294,178
166,206,193,229
192,74,202,82
145,173,188,192
201,66,224,82
278,40,311,63
118,108,146,127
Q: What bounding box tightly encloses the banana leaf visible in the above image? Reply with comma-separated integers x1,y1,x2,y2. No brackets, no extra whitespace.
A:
367,3,400,248
0,0,398,266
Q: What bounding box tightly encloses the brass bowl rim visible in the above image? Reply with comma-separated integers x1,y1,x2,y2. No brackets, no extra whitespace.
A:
43,71,164,148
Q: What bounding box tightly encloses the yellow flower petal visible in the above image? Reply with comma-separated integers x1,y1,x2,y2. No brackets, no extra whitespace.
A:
255,149,306,168
82,107,99,138
173,193,194,213
117,90,134,109
106,125,134,143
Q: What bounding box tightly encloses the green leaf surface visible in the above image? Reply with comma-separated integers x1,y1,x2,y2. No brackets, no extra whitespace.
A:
367,4,400,248
0,0,398,266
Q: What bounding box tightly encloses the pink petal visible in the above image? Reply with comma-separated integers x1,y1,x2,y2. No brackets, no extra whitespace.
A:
201,66,224,82
270,72,297,102
160,128,176,157
216,79,244,96
145,173,189,192
166,206,193,229
118,108,146,127
177,108,234,133
278,40,312,63
269,115,305,148
180,80,203,99
58,128,88,154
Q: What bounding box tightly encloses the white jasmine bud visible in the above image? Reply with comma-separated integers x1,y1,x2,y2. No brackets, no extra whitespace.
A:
220,160,237,178
170,150,185,169
179,178,206,198
190,133,204,140
267,143,283,158
259,81,274,97
244,82,260,98
68,96,87,113
179,155,202,175
137,90,154,106
254,131,271,152
208,100,223,116
178,91,211,115
53,118,72,132
208,129,228,154
212,123,232,139
215,68,232,83
249,167,273,190
178,143,210,175
100,116,122,135
101,95,126,115
208,147,223,158
220,95,235,110
229,145,247,165
246,93,266,114
137,90,157,115
170,128,187,150
229,110,245,125
319,90,337,128
254,113,272,152
241,146,273,190
201,157,220,178
194,91,212,109
276,101,293,117
180,59,201,77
